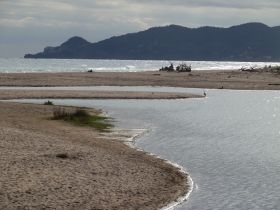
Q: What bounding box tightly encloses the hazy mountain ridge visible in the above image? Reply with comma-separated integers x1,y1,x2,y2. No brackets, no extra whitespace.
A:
24,23,280,61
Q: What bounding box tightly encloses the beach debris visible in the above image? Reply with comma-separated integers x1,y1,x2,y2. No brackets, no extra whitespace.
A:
159,63,175,72
176,63,192,72
159,63,191,72
240,65,280,73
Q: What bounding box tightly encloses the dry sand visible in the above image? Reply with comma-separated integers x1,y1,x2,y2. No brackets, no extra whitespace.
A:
0,102,189,210
0,89,202,100
1,70,280,89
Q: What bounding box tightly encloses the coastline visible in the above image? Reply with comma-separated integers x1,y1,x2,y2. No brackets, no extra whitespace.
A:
120,128,194,210
1,70,280,90
0,101,192,209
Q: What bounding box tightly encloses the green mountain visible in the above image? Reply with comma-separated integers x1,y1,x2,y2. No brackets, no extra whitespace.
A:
24,22,280,61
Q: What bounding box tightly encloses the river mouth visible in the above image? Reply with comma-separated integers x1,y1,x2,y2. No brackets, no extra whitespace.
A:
8,87,280,210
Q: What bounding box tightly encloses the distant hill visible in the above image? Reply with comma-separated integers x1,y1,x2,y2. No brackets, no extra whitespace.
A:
24,23,280,61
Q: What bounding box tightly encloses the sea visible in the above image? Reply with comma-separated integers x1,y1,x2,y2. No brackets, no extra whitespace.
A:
1,58,280,73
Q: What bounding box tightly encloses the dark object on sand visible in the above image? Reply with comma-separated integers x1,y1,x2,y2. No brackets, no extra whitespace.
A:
43,100,54,105
240,65,280,73
176,63,192,72
160,63,191,72
159,63,175,72
56,153,69,159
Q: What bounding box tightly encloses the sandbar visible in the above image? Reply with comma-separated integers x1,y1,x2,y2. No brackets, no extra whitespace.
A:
1,70,280,89
0,89,202,100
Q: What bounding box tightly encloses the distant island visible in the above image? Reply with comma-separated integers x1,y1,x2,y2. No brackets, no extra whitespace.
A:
24,22,280,61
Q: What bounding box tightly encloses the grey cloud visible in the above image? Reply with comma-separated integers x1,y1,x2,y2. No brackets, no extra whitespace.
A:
126,0,280,9
1,0,280,57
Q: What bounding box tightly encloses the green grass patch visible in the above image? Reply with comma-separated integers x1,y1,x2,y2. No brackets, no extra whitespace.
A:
52,108,113,132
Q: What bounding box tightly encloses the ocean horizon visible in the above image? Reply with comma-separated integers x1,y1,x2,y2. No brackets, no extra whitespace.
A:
1,58,280,73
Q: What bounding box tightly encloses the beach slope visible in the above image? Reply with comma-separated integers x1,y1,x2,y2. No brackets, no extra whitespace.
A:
0,102,189,210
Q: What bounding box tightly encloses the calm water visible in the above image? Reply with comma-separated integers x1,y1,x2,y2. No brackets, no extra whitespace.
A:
11,87,280,210
1,58,280,73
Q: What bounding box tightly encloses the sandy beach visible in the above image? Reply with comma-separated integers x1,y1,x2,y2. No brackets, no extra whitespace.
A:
0,70,207,209
0,102,190,209
1,69,277,209
1,70,280,89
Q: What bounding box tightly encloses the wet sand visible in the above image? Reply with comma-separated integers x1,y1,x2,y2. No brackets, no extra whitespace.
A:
1,70,280,89
0,102,189,210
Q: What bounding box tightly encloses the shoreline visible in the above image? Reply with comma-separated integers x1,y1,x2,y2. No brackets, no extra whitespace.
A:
126,130,194,210
161,164,193,210
0,101,191,209
1,70,280,90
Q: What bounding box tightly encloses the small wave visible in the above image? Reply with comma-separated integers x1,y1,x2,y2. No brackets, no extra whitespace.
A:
1,58,280,73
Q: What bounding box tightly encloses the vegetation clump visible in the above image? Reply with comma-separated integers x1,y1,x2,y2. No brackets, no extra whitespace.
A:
159,63,175,72
240,65,280,73
176,63,192,72
159,63,191,72
44,100,54,105
52,108,113,132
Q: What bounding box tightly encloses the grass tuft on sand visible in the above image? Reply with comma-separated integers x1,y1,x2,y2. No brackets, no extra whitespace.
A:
52,108,113,131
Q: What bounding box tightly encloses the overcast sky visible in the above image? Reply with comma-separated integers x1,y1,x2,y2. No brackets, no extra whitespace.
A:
1,0,280,58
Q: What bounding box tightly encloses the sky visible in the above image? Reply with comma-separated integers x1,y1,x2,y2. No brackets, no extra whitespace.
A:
0,0,280,58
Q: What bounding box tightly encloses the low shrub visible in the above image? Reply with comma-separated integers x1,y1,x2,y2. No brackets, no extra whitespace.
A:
159,63,191,72
52,108,113,132
159,63,175,72
176,63,192,72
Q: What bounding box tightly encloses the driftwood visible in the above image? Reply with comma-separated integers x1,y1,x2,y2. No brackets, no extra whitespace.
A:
240,65,280,73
